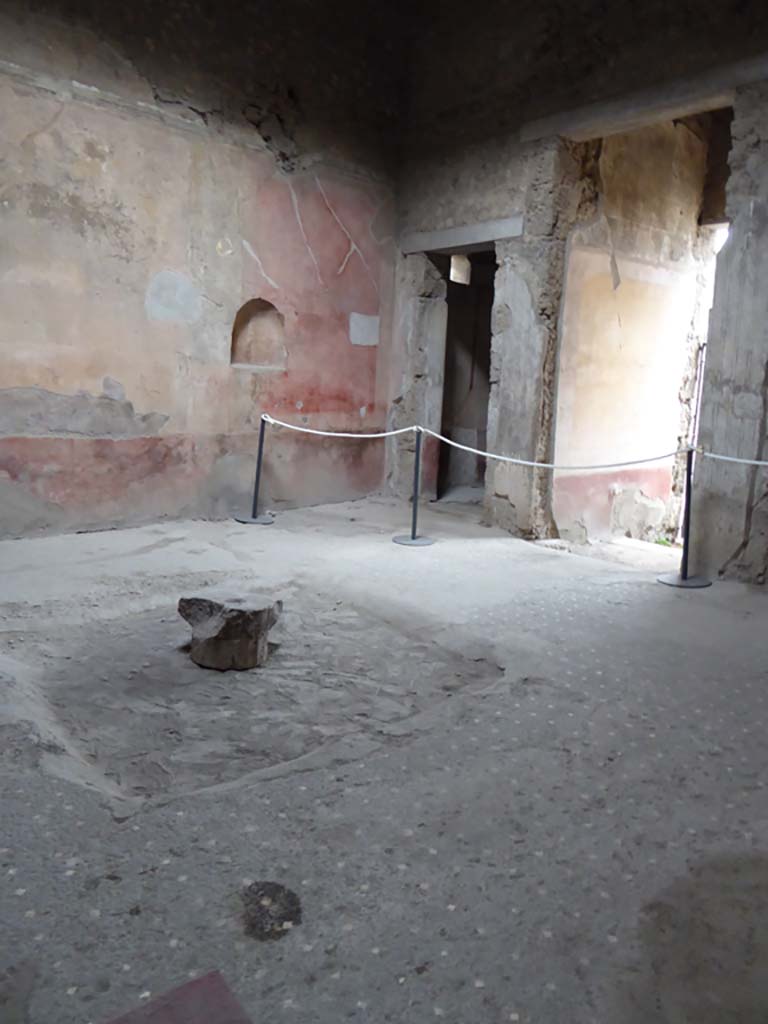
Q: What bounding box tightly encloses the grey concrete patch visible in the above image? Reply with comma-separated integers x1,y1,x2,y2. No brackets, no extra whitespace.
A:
102,377,126,402
0,479,67,537
0,387,168,438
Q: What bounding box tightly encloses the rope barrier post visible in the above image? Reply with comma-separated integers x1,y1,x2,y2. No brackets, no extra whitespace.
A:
393,427,434,547
235,415,274,526
658,447,711,589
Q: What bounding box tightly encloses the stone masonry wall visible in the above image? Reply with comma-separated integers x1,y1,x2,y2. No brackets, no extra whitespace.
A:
385,255,447,499
694,83,768,582
486,138,598,537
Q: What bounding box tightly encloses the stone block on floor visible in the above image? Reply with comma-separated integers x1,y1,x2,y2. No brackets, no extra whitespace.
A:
178,592,282,670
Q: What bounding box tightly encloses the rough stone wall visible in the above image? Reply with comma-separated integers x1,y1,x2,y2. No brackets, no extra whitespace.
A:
399,135,530,240
671,232,720,523
0,4,401,537
486,138,598,536
385,255,447,498
695,83,768,582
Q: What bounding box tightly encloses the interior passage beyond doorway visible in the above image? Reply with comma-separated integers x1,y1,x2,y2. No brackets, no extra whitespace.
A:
553,111,732,544
437,250,495,500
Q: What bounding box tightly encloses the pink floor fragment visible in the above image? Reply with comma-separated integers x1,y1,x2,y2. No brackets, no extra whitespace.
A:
105,971,252,1024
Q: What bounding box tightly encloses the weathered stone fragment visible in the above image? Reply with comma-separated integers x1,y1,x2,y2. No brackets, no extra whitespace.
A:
178,593,282,670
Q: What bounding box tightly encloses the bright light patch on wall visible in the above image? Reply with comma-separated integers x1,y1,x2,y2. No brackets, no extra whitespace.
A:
712,223,730,254
450,254,472,285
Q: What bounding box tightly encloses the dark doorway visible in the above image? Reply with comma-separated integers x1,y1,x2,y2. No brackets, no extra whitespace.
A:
436,249,495,500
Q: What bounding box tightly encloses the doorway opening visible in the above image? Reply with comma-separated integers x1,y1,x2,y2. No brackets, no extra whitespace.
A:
432,249,496,502
552,108,732,546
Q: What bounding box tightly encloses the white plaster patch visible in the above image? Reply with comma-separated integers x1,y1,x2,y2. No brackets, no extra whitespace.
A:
145,270,202,325
349,313,379,347
359,406,367,418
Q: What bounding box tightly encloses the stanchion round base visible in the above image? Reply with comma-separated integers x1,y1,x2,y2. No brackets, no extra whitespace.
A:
392,534,435,547
657,572,712,589
234,514,275,525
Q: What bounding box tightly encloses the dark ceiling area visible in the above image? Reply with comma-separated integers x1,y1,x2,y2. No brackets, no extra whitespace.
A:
11,0,768,163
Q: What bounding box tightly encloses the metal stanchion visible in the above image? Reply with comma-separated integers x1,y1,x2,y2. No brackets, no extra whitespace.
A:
658,447,710,588
235,415,274,525
393,428,434,547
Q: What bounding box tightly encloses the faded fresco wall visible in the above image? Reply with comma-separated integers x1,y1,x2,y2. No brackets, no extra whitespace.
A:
0,5,399,536
552,121,713,542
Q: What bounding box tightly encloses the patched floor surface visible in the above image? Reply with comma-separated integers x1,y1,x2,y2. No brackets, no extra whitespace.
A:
1,498,767,1023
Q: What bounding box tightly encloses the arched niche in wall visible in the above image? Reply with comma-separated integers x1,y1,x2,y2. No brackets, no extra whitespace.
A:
230,298,287,369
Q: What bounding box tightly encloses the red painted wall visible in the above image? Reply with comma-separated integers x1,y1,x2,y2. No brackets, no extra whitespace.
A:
0,79,396,536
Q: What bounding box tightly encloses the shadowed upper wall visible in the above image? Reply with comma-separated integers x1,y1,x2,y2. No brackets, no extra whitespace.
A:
7,0,410,171
398,0,768,239
404,0,768,150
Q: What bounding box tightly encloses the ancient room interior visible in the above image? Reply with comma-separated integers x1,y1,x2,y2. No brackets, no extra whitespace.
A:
2,1,768,1021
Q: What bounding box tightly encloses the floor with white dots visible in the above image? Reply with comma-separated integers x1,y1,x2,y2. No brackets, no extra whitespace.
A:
1,497,767,1023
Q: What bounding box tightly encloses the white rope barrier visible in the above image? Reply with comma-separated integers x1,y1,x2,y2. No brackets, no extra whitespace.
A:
263,414,414,440
247,413,766,580
264,414,691,471
701,451,768,468
421,427,688,472
263,414,768,471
